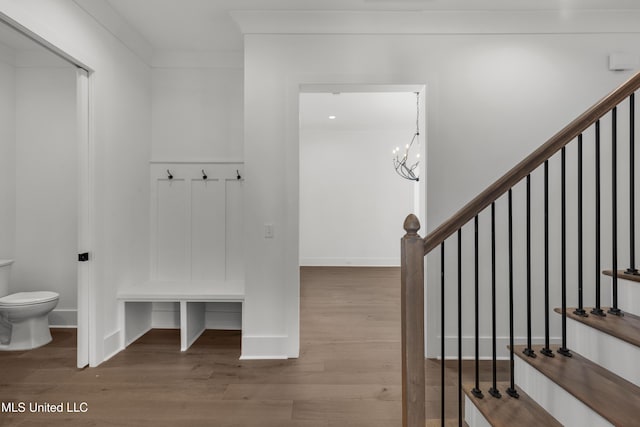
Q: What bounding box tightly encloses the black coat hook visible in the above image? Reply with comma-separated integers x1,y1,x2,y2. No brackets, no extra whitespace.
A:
236,169,242,180
202,169,208,180
167,169,173,180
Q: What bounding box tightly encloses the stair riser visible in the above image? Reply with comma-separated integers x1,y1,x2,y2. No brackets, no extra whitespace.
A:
514,357,612,427
617,278,640,317
464,397,492,427
567,317,640,387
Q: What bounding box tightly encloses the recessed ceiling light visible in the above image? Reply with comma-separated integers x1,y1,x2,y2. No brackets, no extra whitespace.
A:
328,115,337,120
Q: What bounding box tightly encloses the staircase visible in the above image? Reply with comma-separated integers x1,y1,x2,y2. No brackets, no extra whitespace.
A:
400,71,640,427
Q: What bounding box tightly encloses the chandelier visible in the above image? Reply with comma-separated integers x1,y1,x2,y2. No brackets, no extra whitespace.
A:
392,92,420,181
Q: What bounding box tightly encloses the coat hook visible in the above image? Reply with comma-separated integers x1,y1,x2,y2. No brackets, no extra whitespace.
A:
236,169,242,180
167,169,173,180
202,169,208,180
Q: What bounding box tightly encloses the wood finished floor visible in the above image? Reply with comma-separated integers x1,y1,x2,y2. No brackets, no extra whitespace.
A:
0,267,508,426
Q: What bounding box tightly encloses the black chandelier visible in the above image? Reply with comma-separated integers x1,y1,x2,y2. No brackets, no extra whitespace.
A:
392,92,420,181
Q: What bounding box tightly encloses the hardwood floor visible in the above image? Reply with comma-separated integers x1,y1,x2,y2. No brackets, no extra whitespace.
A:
0,267,507,426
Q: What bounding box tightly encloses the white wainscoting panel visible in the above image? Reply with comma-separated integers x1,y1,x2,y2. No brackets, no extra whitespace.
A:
191,179,225,280
150,162,244,281
156,178,189,280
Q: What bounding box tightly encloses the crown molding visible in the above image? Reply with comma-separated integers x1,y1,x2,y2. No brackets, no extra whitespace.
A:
231,9,640,36
73,0,153,65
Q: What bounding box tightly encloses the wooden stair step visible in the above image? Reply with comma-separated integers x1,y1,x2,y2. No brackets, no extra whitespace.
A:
603,269,640,283
556,307,640,348
513,345,640,426
463,382,561,427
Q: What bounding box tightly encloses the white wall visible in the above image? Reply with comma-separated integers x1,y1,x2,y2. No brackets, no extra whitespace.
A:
0,0,152,365
12,64,77,325
300,123,416,266
243,31,640,359
0,56,15,260
151,67,243,161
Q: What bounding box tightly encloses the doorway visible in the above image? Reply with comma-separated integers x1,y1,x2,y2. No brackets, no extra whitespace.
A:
0,19,91,368
298,85,427,355
299,87,426,267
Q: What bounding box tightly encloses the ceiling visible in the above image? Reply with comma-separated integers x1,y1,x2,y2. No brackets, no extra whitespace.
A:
103,0,640,53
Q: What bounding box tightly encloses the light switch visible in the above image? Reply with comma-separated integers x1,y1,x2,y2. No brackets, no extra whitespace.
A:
264,223,274,238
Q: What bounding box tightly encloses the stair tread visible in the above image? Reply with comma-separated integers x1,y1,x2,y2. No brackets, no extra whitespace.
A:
603,269,640,283
556,307,640,348
463,382,561,427
513,345,640,426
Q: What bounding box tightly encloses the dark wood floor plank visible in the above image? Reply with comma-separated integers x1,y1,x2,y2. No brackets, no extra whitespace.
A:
558,307,640,348
514,344,640,426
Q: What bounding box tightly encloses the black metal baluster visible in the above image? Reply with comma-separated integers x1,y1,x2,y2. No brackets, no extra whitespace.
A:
457,230,463,427
489,202,501,398
574,134,588,317
627,93,638,275
541,160,554,357
507,190,519,398
610,107,623,316
441,242,446,425
592,120,606,317
523,174,536,358
559,148,572,357
472,215,483,398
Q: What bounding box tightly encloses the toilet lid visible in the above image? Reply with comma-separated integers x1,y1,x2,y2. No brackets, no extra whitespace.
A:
0,291,59,306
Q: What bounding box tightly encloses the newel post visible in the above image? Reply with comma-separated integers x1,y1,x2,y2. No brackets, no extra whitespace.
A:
401,214,426,427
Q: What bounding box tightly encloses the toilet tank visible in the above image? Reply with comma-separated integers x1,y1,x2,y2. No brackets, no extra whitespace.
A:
0,260,13,297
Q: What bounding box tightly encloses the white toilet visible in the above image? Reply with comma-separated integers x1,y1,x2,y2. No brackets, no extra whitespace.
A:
0,260,59,351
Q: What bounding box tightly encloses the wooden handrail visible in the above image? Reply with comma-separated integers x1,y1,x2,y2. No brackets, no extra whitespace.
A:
424,70,640,255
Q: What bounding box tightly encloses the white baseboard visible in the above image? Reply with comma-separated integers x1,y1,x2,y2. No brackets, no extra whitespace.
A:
299,257,399,267
102,329,122,363
240,334,289,359
48,309,77,327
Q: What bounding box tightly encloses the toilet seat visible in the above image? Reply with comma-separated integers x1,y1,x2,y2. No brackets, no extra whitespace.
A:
0,291,59,307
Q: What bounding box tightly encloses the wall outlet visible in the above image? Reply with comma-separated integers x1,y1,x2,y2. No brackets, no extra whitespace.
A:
264,223,274,238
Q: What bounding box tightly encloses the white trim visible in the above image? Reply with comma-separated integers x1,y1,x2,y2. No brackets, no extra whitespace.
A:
71,0,153,65
240,335,289,360
299,257,399,267
149,159,244,165
76,68,90,368
231,9,640,37
101,329,122,363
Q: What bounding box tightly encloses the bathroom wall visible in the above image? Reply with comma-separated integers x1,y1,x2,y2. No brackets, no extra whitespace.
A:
12,61,77,326
0,49,15,260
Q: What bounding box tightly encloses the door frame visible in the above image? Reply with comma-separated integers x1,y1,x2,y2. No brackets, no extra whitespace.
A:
0,15,95,368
